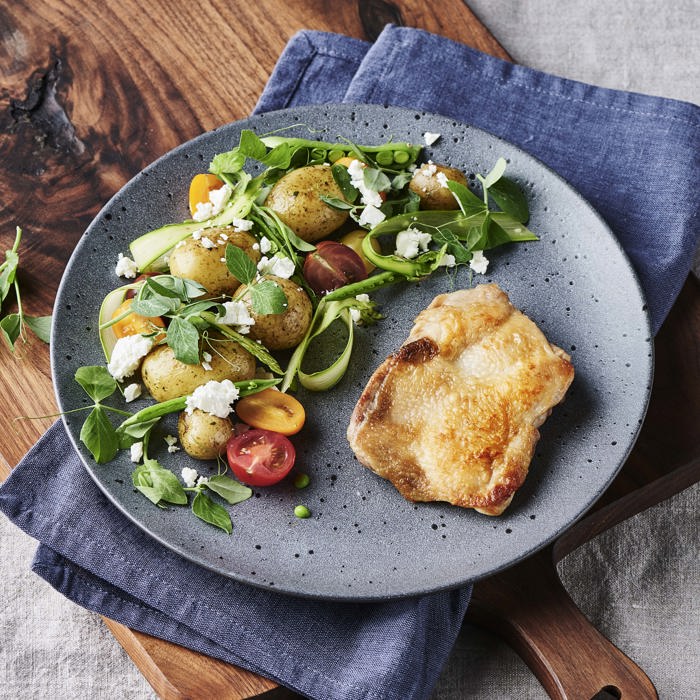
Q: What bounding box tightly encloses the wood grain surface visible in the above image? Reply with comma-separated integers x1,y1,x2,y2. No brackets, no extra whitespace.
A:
1,1,696,699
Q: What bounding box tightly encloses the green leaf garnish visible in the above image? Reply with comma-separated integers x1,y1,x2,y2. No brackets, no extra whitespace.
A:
249,279,287,315
75,366,118,402
24,315,52,343
225,243,257,285
80,406,119,463
206,475,252,505
166,316,201,364
488,176,529,223
192,491,232,534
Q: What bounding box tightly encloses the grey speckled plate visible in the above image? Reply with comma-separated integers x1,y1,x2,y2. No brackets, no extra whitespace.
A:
52,104,653,601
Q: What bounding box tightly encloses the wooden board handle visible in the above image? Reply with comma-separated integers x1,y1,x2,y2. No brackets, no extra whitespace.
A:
467,548,658,699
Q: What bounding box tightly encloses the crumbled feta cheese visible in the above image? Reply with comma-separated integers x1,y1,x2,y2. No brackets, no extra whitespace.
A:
355,293,370,303
347,159,383,207
423,132,441,146
130,441,143,463
164,435,180,454
232,217,254,231
252,243,260,251
217,300,255,328
200,237,216,249
123,383,142,402
218,232,229,241
192,202,213,222
192,228,204,240
349,308,362,324
436,171,449,188
257,255,295,279
394,227,432,259
181,467,199,488
115,253,139,279
175,240,187,249
107,335,153,381
423,161,438,176
202,351,212,363
438,252,457,268
469,250,490,274
196,475,209,486
208,183,232,215
202,361,212,371
358,204,386,228
185,379,239,418
259,236,272,254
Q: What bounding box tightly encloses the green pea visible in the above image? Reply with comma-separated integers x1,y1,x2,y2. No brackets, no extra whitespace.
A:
294,472,310,489
393,150,411,165
328,149,345,163
375,150,394,166
294,505,311,519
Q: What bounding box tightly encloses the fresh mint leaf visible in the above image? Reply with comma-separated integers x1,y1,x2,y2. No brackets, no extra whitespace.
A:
250,279,287,315
319,196,354,211
210,148,245,176
0,313,21,351
80,406,118,463
24,315,52,343
192,491,232,534
0,250,19,307
488,176,529,223
363,167,391,193
480,157,507,190
151,275,207,301
133,460,188,505
239,130,268,162
391,171,414,190
75,366,117,402
225,244,256,285
446,181,486,215
431,229,472,264
166,316,200,365
331,164,359,203
262,143,292,169
206,475,252,505
143,277,182,299
130,293,179,317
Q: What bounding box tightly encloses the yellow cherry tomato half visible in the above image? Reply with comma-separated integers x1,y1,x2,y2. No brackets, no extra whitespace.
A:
111,299,166,341
339,229,382,274
235,389,306,436
188,173,225,217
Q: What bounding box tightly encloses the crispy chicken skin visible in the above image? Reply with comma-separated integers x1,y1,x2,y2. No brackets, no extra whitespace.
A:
347,284,574,515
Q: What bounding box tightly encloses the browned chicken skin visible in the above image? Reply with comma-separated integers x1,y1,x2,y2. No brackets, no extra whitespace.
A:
347,284,574,515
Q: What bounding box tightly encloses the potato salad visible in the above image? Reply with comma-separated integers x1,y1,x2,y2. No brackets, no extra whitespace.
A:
74,129,536,532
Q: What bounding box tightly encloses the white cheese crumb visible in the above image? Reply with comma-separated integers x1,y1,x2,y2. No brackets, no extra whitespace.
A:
175,240,187,249
257,255,295,279
348,159,383,207
130,441,143,463
349,308,362,324
208,183,232,215
358,204,386,228
164,435,180,454
115,253,139,279
217,300,255,328
252,243,260,251
192,202,213,222
218,232,229,241
469,250,490,274
123,383,142,402
107,335,153,381
394,227,432,259
259,236,272,254
436,171,449,188
202,361,213,371
196,475,209,486
181,467,199,488
185,379,239,418
355,293,370,303
438,252,457,268
423,161,438,176
200,236,216,249
192,229,204,240
232,217,254,232
423,132,441,146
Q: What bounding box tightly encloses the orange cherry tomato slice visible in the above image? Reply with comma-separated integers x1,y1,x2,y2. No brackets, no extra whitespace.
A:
188,173,224,217
235,389,306,436
111,299,166,341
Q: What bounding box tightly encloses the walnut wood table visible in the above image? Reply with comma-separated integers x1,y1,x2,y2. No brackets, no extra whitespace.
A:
1,1,697,698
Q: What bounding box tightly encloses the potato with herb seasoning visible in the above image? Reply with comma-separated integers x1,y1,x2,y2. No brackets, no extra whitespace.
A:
239,275,313,350
141,334,255,401
264,164,349,242
178,409,233,460
168,227,260,295
409,163,468,210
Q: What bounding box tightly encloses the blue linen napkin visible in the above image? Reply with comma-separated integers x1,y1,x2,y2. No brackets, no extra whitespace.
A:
1,25,698,700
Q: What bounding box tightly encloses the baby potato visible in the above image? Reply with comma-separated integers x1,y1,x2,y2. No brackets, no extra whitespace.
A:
178,409,233,460
168,227,260,295
240,275,312,350
264,164,349,242
409,163,468,210
141,334,255,401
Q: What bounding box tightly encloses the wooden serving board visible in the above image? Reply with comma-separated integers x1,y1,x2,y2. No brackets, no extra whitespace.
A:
1,1,697,698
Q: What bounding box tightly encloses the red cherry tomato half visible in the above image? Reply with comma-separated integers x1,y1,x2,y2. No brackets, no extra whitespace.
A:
226,428,296,487
303,240,367,296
